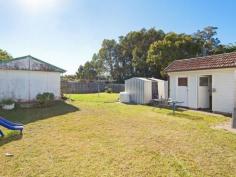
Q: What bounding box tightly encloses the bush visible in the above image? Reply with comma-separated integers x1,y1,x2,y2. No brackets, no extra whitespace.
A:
1,98,15,105
36,92,55,106
105,88,112,93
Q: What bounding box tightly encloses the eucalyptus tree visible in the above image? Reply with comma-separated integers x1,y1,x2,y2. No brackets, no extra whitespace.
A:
0,49,12,61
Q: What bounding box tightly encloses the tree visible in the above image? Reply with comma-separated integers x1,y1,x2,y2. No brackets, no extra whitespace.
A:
90,53,105,78
223,44,236,53
194,26,221,55
83,61,97,80
76,52,108,82
147,33,202,77
76,65,85,80
76,61,97,81
118,28,165,80
61,74,77,81
0,49,12,61
76,26,235,83
98,39,119,80
213,43,236,54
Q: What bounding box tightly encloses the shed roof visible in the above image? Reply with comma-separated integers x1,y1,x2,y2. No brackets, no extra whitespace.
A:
164,52,236,72
148,77,166,82
0,55,66,73
126,77,151,82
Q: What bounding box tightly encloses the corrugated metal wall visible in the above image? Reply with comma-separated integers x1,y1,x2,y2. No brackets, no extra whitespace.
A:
125,78,152,104
144,80,152,103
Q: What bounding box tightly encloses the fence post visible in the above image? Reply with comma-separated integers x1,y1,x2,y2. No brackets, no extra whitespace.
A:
232,108,236,129
97,79,100,97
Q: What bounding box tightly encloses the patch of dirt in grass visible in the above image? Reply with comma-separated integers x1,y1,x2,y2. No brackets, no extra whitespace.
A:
213,121,236,134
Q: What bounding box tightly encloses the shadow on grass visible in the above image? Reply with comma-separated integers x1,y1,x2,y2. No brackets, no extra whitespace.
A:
104,100,119,103
150,106,204,121
147,104,186,113
167,112,204,120
0,101,79,146
0,101,79,125
0,133,23,147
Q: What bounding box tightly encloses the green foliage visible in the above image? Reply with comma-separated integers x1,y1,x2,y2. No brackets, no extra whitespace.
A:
1,93,235,177
76,26,235,82
118,28,165,80
105,87,112,93
36,92,55,106
224,44,236,53
76,54,103,81
99,39,118,79
194,26,221,55
1,98,15,105
0,49,12,61
147,33,202,77
61,75,78,81
213,43,236,54
76,62,97,81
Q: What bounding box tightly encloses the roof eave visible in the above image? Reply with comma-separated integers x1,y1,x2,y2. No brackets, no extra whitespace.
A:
166,66,236,73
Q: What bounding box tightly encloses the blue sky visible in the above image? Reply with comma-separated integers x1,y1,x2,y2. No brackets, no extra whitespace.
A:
0,0,236,74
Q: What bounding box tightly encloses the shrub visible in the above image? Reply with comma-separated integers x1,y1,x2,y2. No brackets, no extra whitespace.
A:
1,98,15,105
105,88,113,93
36,92,55,106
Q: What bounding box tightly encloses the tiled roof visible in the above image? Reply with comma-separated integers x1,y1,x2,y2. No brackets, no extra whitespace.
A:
164,52,236,72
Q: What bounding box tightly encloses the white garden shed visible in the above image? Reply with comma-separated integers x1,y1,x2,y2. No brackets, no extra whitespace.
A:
0,55,66,102
149,78,168,99
165,52,236,114
120,77,168,104
124,77,152,104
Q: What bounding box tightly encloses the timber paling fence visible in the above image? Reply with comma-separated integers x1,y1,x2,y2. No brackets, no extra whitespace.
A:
61,81,125,94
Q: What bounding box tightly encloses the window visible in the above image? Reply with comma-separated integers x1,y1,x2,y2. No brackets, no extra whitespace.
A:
178,77,188,86
199,77,209,86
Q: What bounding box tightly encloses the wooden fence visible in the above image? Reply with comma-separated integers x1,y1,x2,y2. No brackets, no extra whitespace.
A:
61,81,124,94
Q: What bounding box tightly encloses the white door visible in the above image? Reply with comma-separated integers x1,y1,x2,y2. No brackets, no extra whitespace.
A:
198,76,210,109
176,77,188,107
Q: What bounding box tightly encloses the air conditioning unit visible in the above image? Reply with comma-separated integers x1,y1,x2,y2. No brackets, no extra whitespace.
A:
119,92,130,103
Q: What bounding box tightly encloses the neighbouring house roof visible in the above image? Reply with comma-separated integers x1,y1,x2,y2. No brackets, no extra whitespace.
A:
0,55,66,73
164,52,236,72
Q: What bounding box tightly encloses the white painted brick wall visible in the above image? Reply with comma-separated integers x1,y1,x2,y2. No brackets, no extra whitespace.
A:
168,68,236,113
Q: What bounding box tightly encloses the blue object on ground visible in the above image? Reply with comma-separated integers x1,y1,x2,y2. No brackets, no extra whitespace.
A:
0,130,4,137
168,100,184,114
0,117,23,137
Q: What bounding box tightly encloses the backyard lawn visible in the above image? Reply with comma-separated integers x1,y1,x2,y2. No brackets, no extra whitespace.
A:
1,93,236,177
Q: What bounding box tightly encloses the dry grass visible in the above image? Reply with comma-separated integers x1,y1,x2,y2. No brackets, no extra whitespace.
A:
0,93,236,177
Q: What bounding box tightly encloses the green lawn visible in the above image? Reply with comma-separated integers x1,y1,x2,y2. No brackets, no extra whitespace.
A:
0,93,236,177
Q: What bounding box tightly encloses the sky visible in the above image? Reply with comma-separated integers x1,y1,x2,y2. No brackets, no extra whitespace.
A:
0,0,236,74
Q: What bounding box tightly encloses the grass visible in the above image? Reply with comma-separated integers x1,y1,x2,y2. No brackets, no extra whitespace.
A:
0,93,236,177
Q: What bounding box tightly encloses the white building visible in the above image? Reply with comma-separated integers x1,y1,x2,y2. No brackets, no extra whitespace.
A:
0,55,65,102
124,77,152,104
120,77,168,104
149,78,168,100
165,52,236,114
